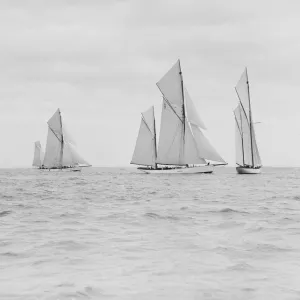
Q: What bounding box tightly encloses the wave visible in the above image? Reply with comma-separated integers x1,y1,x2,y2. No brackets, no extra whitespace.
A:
0,210,12,217
255,243,293,253
219,208,249,214
144,212,179,221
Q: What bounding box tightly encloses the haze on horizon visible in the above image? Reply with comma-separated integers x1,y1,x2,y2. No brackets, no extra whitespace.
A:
0,0,300,168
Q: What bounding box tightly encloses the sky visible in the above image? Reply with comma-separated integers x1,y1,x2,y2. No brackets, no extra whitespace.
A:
1,0,300,167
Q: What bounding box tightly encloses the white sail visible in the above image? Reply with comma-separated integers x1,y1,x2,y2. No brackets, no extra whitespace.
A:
183,122,207,164
157,60,184,109
189,124,226,164
63,142,91,167
251,125,262,167
43,108,90,168
43,127,62,168
157,98,184,165
185,88,225,164
184,87,206,130
235,69,262,167
32,141,44,167
156,60,226,166
131,106,157,167
235,68,250,122
234,105,244,166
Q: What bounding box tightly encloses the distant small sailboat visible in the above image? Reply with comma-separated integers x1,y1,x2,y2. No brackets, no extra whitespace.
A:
234,68,262,174
43,108,91,171
131,59,227,174
32,141,45,169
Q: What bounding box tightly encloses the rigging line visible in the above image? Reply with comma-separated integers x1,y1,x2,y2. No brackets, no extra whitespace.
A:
48,126,62,143
233,113,243,137
163,96,183,123
156,81,183,123
141,115,153,135
234,87,250,125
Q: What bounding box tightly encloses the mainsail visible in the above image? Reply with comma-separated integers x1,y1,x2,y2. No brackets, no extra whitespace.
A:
235,68,262,167
156,59,226,166
43,109,91,168
32,141,44,167
131,106,157,168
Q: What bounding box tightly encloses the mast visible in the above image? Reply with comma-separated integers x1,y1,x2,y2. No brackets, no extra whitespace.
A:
246,68,254,167
58,109,64,168
153,107,158,169
178,59,186,166
238,106,245,165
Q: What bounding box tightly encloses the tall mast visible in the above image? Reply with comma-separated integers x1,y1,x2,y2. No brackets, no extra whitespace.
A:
246,68,254,167
238,106,245,165
58,109,64,168
152,107,158,169
178,59,186,165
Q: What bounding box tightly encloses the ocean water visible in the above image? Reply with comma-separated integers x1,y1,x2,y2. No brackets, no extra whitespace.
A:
1,167,300,300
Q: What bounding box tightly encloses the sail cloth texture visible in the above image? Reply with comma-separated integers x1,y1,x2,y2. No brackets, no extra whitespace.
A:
43,109,90,168
131,106,157,167
156,60,226,165
32,141,44,167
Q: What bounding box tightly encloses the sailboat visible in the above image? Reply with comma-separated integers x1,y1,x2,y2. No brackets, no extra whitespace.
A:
42,108,91,171
32,141,45,169
234,68,262,174
131,59,227,174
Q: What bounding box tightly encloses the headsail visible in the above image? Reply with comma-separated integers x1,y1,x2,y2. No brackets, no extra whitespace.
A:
43,108,91,168
235,69,262,167
32,141,44,167
131,106,157,167
156,60,226,166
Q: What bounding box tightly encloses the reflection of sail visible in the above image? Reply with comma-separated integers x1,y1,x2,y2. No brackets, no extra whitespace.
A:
131,106,157,167
32,141,44,167
235,69,262,168
43,108,91,168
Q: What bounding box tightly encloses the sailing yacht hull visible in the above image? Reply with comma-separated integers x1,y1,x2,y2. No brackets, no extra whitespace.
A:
236,167,261,174
139,165,213,174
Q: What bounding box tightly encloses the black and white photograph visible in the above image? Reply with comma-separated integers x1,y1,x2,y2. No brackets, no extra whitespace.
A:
1,0,300,299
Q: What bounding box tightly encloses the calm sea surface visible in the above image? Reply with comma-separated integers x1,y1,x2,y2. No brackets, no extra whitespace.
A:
1,167,300,300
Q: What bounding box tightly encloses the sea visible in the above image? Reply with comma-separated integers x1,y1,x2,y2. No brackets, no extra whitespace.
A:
1,167,300,300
